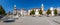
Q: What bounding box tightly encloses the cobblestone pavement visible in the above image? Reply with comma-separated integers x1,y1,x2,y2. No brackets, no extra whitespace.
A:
0,16,60,25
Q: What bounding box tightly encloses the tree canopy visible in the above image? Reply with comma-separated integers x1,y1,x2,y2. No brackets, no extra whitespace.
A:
46,9,51,15
39,8,43,15
54,9,58,16
30,9,35,15
0,5,6,15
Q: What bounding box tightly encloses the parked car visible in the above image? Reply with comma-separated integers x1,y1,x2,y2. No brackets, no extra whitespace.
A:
3,17,15,22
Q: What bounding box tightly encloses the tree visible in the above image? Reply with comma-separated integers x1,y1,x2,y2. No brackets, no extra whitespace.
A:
46,9,51,16
39,8,43,15
54,9,58,16
0,5,6,20
30,9,35,15
0,5,6,15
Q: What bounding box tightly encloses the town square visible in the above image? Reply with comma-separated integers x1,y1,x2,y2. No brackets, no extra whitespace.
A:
0,0,60,25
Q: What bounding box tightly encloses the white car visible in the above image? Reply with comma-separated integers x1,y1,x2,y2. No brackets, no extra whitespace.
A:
3,17,15,22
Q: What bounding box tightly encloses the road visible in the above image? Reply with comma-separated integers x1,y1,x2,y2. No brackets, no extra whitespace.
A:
0,16,60,25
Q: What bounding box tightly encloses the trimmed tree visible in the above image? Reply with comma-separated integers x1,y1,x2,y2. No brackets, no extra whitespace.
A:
0,5,6,15
54,9,58,16
39,8,43,16
30,9,35,15
46,9,51,16
0,5,6,20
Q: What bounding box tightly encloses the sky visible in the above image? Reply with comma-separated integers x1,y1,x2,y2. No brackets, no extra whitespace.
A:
0,0,60,13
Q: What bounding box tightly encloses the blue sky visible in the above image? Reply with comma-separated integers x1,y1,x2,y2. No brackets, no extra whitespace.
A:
0,0,60,13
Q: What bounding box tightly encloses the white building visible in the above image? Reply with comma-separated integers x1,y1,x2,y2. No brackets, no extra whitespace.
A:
43,11,47,16
13,5,27,16
13,4,45,16
20,9,27,16
49,7,60,16
13,4,60,16
53,8,60,15
28,10,31,16
28,4,44,16
35,8,40,15
50,7,54,16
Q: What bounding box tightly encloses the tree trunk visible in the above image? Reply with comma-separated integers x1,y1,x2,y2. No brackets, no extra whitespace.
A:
55,14,57,16
47,14,49,17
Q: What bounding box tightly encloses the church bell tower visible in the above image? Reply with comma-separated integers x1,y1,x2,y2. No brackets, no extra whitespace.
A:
41,3,44,11
14,5,17,14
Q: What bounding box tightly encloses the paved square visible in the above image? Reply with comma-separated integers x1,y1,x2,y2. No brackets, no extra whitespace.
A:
0,16,60,25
